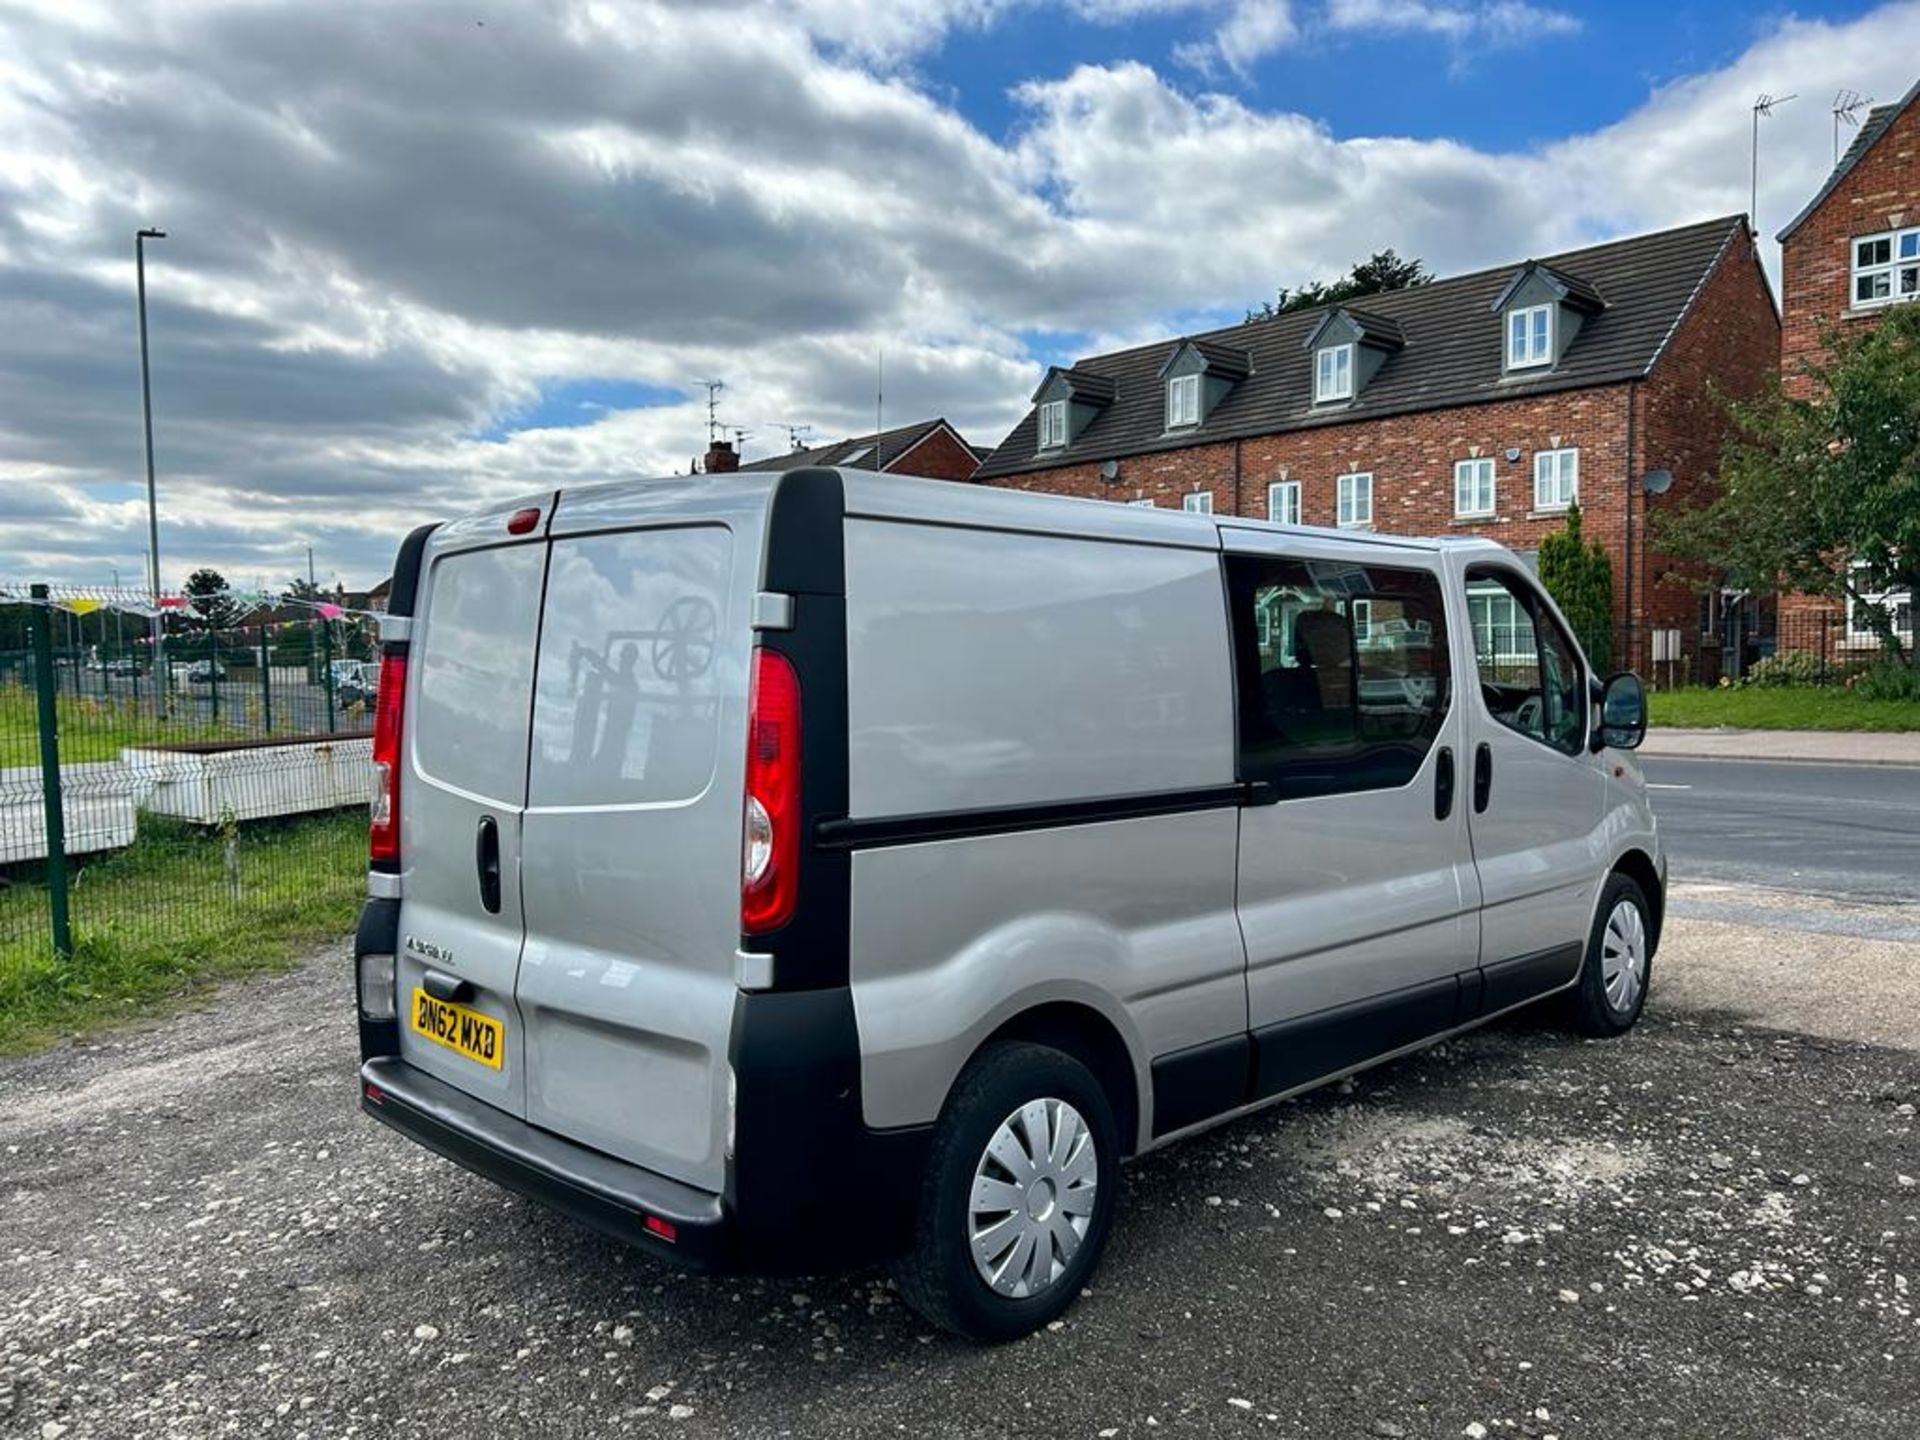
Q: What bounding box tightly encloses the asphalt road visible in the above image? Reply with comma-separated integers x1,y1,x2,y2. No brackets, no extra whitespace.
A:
3,920,1917,1440
1642,756,1920,905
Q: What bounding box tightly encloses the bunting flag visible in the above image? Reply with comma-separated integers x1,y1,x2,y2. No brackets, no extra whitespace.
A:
57,597,104,616
316,602,345,620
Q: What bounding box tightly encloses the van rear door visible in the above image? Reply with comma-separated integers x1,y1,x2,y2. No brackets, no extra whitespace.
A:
395,517,550,1118
513,497,753,1195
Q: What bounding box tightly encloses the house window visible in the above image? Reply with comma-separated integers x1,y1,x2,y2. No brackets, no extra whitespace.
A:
1183,491,1213,514
1166,373,1200,428
1454,458,1496,518
1336,472,1373,528
1267,480,1301,525
1847,561,1914,644
1314,343,1354,403
1852,227,1920,308
1506,304,1553,369
1533,447,1578,510
1037,400,1067,449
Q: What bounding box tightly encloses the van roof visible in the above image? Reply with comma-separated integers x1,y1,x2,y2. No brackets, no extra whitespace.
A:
545,466,1511,559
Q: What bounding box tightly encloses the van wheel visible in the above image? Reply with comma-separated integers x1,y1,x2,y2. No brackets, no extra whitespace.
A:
892,1041,1119,1342
1566,872,1653,1037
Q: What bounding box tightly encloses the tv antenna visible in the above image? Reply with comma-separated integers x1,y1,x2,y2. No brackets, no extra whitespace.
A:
1751,92,1796,230
729,426,752,452
702,379,726,443
770,422,814,452
1832,90,1872,164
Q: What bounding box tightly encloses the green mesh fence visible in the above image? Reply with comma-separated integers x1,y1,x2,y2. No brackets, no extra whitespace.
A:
0,585,372,1040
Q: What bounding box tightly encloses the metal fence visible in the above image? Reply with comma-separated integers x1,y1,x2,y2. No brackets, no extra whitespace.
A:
1,584,373,1018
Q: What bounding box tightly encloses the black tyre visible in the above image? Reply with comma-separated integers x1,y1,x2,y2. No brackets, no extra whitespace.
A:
1565,872,1653,1037
892,1041,1119,1342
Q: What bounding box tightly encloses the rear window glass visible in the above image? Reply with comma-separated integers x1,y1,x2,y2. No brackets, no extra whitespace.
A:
528,526,735,808
412,542,547,805
1226,554,1451,800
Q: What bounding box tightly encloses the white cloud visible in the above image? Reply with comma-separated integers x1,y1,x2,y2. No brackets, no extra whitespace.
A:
0,0,1915,585
1175,0,1298,77
1324,0,1578,46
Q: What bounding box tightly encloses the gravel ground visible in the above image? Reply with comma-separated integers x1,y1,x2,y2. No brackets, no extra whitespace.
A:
3,890,1918,1439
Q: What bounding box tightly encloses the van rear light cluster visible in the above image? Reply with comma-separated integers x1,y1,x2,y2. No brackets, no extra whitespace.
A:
369,652,408,864
358,951,397,1021
741,647,801,935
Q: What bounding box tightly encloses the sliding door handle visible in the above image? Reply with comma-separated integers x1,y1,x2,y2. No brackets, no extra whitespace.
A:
1473,743,1493,814
1434,746,1455,821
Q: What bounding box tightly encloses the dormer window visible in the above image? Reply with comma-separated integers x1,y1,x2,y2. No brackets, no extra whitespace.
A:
1314,343,1354,403
1038,399,1067,449
1166,373,1200,428
1507,304,1553,368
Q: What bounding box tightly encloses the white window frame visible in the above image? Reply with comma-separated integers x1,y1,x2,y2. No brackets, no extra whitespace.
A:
1182,491,1213,514
1851,226,1920,309
1037,399,1067,449
1506,303,1553,369
1267,480,1301,525
1453,457,1496,518
1314,343,1354,403
1533,447,1578,511
1166,373,1200,428
1846,561,1914,644
1336,471,1373,529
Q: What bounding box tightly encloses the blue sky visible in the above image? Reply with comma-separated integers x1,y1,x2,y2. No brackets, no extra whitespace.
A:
0,0,1914,586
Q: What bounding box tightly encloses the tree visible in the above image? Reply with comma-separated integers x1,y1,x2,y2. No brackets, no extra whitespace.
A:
1654,304,1920,665
184,567,243,632
1246,249,1431,321
1539,501,1614,672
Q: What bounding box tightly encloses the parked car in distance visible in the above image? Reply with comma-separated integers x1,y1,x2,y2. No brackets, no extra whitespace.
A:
332,659,380,709
185,660,226,683
107,658,142,678
353,469,1662,1343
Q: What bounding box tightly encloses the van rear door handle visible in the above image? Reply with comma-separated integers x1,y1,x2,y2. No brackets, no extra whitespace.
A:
475,815,502,914
1473,743,1493,814
1433,746,1455,821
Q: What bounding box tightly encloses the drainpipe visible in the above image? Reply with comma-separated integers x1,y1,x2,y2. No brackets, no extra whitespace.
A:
1233,438,1243,518
1624,381,1636,674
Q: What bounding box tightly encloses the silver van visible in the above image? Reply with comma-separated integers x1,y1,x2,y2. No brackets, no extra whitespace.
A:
354,468,1663,1341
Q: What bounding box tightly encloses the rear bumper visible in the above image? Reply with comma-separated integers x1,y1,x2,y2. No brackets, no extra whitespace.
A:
359,1056,731,1270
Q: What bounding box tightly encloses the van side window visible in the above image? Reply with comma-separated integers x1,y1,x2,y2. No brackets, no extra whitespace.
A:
1465,567,1584,755
1225,554,1451,800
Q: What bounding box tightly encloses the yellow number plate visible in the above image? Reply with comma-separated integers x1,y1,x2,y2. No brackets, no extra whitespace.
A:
409,988,504,1070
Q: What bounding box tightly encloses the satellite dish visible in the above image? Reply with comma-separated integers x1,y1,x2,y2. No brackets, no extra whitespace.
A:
1641,469,1673,495
1099,459,1120,483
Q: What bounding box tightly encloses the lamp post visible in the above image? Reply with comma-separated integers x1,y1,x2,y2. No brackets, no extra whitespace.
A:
137,227,167,706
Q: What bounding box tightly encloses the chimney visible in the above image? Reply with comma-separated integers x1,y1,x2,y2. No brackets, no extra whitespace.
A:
703,439,739,474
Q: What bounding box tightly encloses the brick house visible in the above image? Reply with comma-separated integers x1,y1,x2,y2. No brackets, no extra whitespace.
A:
733,417,983,481
973,215,1780,680
1773,75,1920,657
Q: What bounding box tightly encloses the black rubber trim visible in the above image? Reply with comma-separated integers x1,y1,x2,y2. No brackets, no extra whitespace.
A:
1253,975,1459,1101
724,986,932,1273
1479,942,1583,1015
1150,1033,1253,1137
359,1057,729,1269
353,897,401,1061
743,468,851,990
817,781,1267,851
380,522,438,657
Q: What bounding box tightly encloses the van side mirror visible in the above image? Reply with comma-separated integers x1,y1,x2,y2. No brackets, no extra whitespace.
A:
1593,671,1647,751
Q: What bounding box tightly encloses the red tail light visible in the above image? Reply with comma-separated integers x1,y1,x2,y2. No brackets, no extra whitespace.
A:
741,647,801,935
369,652,407,865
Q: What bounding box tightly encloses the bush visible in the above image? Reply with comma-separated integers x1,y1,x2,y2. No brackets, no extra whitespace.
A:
1743,650,1826,687
1851,662,1920,702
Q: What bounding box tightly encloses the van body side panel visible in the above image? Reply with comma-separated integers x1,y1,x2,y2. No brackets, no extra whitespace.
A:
841,518,1244,1139
842,519,1233,817
513,522,752,1193
395,537,549,1118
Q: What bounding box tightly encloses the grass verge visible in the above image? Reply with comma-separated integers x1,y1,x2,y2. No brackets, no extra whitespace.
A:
0,685,248,766
0,808,362,1054
1649,685,1920,732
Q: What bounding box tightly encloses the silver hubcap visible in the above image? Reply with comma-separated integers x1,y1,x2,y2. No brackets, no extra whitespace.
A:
968,1098,1098,1298
1600,898,1648,1013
